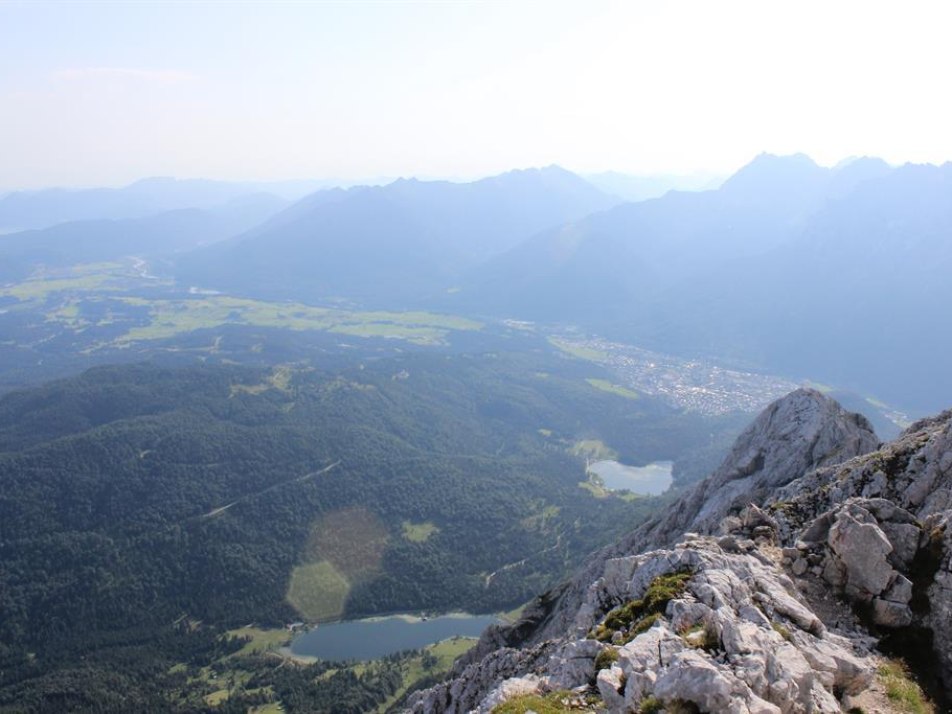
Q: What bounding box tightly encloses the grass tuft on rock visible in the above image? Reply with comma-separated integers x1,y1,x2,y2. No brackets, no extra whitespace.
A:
680,622,720,651
772,622,793,642
492,689,600,713
593,570,693,643
594,646,619,671
878,660,935,714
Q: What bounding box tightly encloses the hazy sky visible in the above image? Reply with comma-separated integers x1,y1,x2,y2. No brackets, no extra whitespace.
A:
2,0,951,189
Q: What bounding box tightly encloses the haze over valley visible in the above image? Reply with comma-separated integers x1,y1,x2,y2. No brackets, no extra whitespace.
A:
2,155,944,420
2,1,952,712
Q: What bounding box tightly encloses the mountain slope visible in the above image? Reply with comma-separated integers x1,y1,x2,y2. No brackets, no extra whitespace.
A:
451,389,878,654
0,196,286,283
770,407,952,687
630,161,952,412
0,354,741,709
0,177,322,232
450,154,840,323
584,171,723,202
448,155,952,414
174,167,619,304
411,391,952,712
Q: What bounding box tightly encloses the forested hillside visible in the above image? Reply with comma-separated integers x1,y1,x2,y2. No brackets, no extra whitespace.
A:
0,353,739,710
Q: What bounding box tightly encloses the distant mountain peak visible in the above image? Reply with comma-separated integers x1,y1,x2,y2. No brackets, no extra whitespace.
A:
826,156,894,198
485,165,580,183
758,151,816,165
537,164,574,175
728,152,820,178
174,165,618,302
833,155,891,171
718,152,828,203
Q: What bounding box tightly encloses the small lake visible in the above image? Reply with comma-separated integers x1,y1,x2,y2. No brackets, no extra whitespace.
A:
289,613,499,661
588,460,673,495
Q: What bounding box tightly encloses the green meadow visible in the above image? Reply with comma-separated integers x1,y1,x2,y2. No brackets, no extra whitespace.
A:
2,266,482,348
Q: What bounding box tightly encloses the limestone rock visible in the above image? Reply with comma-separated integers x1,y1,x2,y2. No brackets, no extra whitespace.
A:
495,389,879,650
408,399,952,712
791,557,808,576
479,676,542,713
410,538,874,713
827,507,896,597
771,408,952,684
595,666,625,710
872,598,913,627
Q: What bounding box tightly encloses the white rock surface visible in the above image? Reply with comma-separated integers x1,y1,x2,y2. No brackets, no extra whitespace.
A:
772,408,952,686
409,538,874,713
407,396,952,713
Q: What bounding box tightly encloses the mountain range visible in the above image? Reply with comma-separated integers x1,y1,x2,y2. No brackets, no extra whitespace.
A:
2,152,951,712
451,154,895,321
584,170,723,202
0,195,286,283
444,155,952,413
166,153,952,414
174,166,619,304
0,176,343,233
3,154,950,412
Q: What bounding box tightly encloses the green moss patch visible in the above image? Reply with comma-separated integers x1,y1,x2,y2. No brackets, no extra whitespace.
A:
878,660,935,714
492,689,600,713
571,439,618,461
111,296,481,346
593,570,693,643
594,646,619,671
226,626,291,657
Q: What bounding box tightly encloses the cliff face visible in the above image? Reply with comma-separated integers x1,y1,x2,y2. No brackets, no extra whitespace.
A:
769,408,952,686
455,389,878,657
410,391,952,713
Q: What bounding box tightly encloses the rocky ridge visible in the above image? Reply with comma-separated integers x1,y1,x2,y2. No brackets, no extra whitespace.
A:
409,391,952,712
769,407,952,688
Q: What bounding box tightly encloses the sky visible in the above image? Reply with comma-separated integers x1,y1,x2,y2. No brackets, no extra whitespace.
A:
2,0,952,189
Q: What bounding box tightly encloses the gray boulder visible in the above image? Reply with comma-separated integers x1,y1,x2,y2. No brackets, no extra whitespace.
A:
772,409,952,684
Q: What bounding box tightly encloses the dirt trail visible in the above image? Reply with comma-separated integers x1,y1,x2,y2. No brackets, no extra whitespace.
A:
200,460,342,519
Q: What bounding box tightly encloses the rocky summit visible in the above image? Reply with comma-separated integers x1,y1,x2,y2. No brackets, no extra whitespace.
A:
409,390,952,713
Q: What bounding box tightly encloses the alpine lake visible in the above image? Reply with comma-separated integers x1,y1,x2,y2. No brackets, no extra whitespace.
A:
289,461,672,661
289,613,500,661
587,459,674,496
